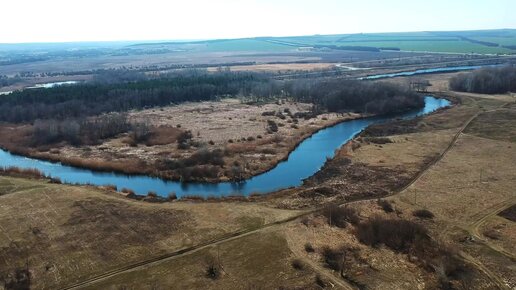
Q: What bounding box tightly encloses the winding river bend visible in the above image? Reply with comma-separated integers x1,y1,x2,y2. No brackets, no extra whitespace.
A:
0,96,450,198
359,65,498,80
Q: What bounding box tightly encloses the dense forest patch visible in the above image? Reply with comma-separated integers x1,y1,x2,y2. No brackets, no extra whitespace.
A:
449,65,516,94
0,70,424,124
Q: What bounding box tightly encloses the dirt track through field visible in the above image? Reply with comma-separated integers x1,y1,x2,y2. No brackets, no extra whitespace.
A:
467,198,516,260
60,98,510,290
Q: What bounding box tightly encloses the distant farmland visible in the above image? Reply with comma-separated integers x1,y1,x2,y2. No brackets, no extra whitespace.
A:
269,29,516,54
138,29,516,54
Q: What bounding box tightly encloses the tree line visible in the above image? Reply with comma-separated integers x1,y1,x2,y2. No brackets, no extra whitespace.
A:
449,65,516,94
0,71,270,123
0,70,424,124
285,79,424,115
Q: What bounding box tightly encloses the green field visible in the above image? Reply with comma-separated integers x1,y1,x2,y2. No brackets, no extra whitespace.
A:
202,38,295,52
269,30,516,54
151,29,516,54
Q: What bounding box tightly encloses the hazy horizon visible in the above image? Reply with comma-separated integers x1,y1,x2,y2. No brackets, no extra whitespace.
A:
1,0,515,44
2,28,516,46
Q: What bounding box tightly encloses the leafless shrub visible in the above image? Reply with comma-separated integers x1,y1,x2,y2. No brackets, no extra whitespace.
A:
167,192,177,201
321,204,360,228
121,188,135,195
177,130,193,149
267,120,278,133
291,259,305,270
413,209,434,219
304,243,315,253
377,199,394,213
322,246,346,272
261,111,275,116
315,275,326,288
204,254,223,280
1,266,31,290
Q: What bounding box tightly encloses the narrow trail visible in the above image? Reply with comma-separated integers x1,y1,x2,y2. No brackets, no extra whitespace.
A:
61,97,506,290
457,251,511,290
467,198,516,260
454,199,515,290
407,101,516,290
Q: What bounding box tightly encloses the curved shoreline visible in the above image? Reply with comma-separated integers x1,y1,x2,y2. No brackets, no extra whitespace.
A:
0,113,369,184
0,96,450,197
0,103,425,184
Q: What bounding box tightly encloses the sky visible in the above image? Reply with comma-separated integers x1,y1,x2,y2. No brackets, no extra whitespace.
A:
1,0,515,43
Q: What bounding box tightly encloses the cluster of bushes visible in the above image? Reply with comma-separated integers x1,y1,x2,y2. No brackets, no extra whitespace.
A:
0,166,45,179
157,148,225,180
31,113,142,146
1,267,31,290
449,66,516,94
356,216,428,252
321,204,360,228
266,120,279,133
355,216,470,288
413,209,434,219
177,130,194,149
320,246,366,288
321,246,351,272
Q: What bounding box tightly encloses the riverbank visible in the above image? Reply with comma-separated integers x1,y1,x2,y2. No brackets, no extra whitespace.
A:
0,96,447,198
0,99,364,183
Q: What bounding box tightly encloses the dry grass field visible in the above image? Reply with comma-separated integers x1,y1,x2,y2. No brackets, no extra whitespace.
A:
49,74,512,289
81,229,320,290
0,176,302,289
391,106,516,289
206,63,335,73
0,71,514,289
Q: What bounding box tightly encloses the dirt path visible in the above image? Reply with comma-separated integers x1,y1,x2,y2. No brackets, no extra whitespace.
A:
60,98,505,290
467,198,516,260
457,250,511,290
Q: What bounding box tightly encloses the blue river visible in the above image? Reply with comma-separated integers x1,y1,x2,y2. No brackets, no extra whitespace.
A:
359,65,497,80
0,96,450,198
